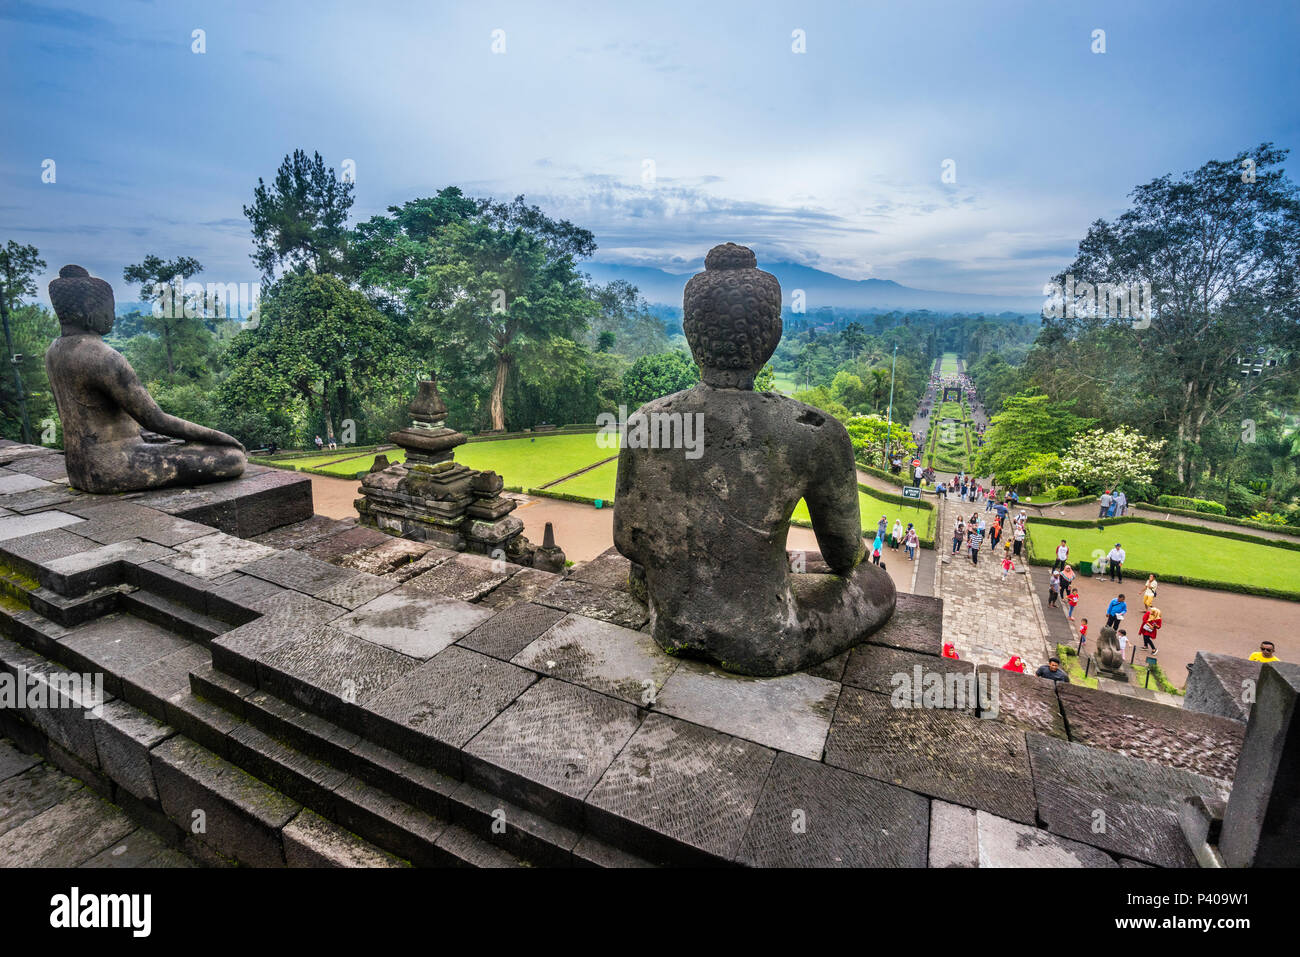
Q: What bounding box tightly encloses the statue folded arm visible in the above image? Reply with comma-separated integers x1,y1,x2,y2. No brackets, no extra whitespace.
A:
102,348,244,450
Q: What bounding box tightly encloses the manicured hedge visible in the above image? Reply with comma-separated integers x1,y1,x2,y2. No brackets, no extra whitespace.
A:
856,462,909,488
1157,494,1227,515
1136,502,1300,538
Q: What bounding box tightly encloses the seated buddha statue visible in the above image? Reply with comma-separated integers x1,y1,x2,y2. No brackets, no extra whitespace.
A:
44,265,246,494
613,243,895,676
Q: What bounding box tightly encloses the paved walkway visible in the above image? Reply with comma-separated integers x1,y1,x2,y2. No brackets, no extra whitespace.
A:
0,738,193,868
932,494,1052,670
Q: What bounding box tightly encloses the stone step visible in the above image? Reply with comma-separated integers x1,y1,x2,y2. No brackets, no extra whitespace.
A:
121,590,231,643
0,620,528,868
189,661,649,867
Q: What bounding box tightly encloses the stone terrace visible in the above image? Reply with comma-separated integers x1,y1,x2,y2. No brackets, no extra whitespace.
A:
0,440,1247,867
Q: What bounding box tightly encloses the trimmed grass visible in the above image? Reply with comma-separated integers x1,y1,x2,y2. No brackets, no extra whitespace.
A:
1028,519,1300,594
268,433,619,486
264,450,376,470
939,352,960,375
546,459,618,502
771,372,799,394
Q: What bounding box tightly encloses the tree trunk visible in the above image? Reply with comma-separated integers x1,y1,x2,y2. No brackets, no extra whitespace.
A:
490,356,510,432
322,385,336,444
164,326,175,377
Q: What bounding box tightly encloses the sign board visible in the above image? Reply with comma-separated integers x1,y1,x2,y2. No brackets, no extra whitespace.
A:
901,486,921,500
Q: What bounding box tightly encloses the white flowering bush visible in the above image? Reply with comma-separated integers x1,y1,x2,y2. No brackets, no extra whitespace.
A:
1059,426,1165,490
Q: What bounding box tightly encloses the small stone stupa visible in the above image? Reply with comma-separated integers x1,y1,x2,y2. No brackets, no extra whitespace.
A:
356,378,564,571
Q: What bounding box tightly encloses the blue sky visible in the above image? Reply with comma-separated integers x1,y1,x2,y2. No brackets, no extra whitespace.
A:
3,0,1298,305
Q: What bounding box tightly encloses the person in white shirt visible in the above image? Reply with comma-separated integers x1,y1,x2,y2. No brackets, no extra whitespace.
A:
1107,543,1126,583
1098,490,1112,517
1116,490,1128,516
1053,539,1069,572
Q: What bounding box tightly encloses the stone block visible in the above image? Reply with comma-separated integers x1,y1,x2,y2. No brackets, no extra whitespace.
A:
313,571,397,610
1057,682,1244,781
458,602,567,661
512,613,678,706
151,735,300,867
257,625,419,732
240,549,361,596
534,577,649,630
1026,732,1229,868
0,739,40,783
736,751,929,867
463,678,642,828
567,547,633,591
825,686,1037,824
843,643,974,701
0,763,83,838
0,787,136,867
333,587,494,659
90,698,174,803
1220,662,1300,867
363,646,537,774
929,801,1117,867
586,712,775,865
333,537,435,577
0,527,97,578
161,532,277,580
475,566,561,610
56,614,192,698
862,592,943,655
1184,652,1260,723
282,808,408,867
77,827,195,868
975,664,1067,739
404,559,511,603
655,661,839,760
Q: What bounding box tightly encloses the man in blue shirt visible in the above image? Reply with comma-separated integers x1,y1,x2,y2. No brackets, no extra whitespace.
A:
1105,593,1127,629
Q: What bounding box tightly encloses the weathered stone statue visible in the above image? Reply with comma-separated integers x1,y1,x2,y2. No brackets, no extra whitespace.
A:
1095,625,1128,681
613,243,895,676
44,265,245,493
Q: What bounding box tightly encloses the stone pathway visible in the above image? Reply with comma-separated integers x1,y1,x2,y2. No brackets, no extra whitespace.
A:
0,737,194,868
932,495,1052,670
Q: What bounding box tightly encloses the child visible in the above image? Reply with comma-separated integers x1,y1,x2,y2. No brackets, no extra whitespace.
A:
1078,618,1088,649
1048,571,1061,607
1001,553,1014,581
1066,587,1079,619
871,543,882,565
1117,629,1129,657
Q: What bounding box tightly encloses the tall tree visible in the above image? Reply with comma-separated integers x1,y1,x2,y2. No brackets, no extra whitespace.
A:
420,198,598,431
244,149,355,280
122,254,211,379
0,241,45,442
219,273,407,446
1050,144,1300,488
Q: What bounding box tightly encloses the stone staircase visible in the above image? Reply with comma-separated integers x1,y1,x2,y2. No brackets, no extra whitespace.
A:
0,554,653,867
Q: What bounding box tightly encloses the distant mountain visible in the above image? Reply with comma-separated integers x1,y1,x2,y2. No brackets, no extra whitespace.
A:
582,260,1041,314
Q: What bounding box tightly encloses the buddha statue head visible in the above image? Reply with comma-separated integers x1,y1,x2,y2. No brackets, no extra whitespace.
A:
682,242,782,389
49,264,115,336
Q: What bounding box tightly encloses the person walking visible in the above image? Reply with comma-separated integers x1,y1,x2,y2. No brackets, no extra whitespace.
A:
1013,522,1025,557
1098,489,1112,518
891,518,904,551
905,525,919,562
1048,571,1061,607
1116,489,1128,516
1053,540,1069,572
1106,542,1126,583
969,525,983,565
952,519,964,555
1105,593,1127,630
1066,587,1079,618
1001,553,1014,581
1142,575,1158,609
1138,607,1161,651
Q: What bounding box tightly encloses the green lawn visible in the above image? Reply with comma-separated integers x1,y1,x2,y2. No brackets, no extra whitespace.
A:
770,371,799,394
1028,520,1300,593
263,450,376,470
939,352,960,375
267,433,618,486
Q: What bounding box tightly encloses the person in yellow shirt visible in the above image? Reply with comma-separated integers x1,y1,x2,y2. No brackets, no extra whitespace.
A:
1249,641,1280,663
